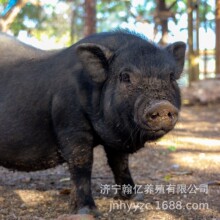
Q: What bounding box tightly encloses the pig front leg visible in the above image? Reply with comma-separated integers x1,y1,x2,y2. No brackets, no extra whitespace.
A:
58,133,99,216
104,147,135,199
52,95,100,215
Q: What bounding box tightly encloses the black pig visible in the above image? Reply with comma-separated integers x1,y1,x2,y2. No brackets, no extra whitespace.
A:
0,31,186,215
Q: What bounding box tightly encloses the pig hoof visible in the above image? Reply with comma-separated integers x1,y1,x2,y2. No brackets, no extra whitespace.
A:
77,206,101,217
117,192,144,201
132,193,144,201
114,193,134,200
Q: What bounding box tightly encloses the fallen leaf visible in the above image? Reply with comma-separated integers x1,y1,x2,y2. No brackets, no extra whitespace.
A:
206,180,220,186
170,171,193,176
59,188,71,195
59,177,71,182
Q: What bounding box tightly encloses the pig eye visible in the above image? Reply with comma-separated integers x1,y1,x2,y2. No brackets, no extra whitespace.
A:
119,72,131,83
170,72,175,81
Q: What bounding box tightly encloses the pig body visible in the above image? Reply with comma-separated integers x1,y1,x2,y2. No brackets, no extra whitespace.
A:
0,31,186,214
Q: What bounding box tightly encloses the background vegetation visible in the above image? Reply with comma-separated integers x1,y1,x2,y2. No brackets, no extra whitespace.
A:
0,0,220,85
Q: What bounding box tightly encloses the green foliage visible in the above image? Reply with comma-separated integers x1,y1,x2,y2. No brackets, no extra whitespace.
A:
10,3,43,36
0,0,7,12
167,146,177,152
0,0,216,46
97,0,131,32
1,0,72,45
199,0,215,30
0,0,8,4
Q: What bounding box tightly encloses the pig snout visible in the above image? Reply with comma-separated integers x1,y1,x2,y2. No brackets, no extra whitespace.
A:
144,101,178,132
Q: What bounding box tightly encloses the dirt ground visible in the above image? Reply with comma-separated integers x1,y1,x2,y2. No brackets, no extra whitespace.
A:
0,104,220,220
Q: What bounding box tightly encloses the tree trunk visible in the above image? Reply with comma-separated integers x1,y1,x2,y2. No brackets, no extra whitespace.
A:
216,0,220,76
156,0,168,46
84,0,96,37
0,0,28,32
187,0,200,85
188,0,194,83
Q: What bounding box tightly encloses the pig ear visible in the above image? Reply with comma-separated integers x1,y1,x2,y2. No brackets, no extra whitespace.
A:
76,43,113,83
166,42,186,74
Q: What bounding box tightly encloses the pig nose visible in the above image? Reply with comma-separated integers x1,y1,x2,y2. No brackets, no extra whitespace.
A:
145,101,178,131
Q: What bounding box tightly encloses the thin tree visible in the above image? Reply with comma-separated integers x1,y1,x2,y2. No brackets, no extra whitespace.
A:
187,0,200,84
216,0,220,76
84,0,96,37
154,0,177,46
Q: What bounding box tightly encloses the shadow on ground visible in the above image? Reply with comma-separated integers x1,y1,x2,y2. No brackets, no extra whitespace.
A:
0,104,220,219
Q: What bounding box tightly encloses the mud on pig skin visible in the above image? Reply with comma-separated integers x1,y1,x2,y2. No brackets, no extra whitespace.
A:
0,30,186,215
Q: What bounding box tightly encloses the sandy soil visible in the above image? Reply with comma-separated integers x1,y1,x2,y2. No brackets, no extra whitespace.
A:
0,104,220,220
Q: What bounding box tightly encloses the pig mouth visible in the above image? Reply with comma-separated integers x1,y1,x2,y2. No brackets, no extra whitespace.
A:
138,127,167,142
134,100,179,139
122,127,167,153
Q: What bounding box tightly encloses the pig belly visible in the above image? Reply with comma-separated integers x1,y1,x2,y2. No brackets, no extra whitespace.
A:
0,138,64,171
